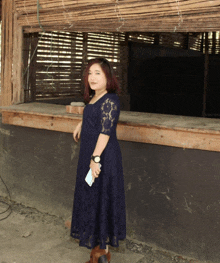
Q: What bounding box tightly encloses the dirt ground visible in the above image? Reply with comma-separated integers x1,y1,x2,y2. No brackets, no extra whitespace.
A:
0,197,207,263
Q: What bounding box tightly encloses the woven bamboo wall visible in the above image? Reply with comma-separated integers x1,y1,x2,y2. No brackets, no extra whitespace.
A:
14,0,220,33
23,31,128,102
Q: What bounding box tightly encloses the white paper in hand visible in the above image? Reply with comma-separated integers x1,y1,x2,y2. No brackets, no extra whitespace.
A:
85,163,101,187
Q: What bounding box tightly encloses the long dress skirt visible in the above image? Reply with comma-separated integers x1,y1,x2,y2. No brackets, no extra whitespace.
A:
70,92,126,250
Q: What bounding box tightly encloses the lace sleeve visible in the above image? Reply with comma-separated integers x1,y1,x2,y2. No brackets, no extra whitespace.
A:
100,97,120,136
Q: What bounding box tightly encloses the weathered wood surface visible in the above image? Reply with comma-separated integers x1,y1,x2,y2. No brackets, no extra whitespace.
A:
12,12,24,104
14,0,220,32
1,0,13,106
1,0,24,106
1,103,220,152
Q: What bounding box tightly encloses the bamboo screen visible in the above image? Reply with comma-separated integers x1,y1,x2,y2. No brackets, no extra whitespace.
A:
128,32,201,49
23,32,127,102
36,32,84,100
14,0,220,33
23,31,220,103
128,32,220,54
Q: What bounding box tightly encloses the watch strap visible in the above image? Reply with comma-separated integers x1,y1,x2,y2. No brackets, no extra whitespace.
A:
91,155,101,163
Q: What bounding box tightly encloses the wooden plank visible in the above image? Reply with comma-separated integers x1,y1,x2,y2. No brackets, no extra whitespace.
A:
2,109,220,152
35,90,81,95
22,22,220,33
2,103,220,152
1,111,80,133
117,123,220,152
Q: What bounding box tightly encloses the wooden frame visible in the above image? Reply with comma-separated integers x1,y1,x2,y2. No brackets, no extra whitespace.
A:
1,0,24,106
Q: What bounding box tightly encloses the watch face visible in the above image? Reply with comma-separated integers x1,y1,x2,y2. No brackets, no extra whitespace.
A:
94,156,100,163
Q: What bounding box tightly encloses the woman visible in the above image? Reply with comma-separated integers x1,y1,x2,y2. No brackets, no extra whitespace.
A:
71,57,126,263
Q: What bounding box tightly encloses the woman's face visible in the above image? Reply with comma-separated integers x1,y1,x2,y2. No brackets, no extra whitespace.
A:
88,63,107,92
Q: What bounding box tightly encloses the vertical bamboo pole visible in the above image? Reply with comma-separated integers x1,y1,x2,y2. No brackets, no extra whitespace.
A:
71,32,76,96
212,32,216,55
154,33,159,45
200,33,204,53
119,32,130,110
120,32,129,95
202,32,209,117
29,33,39,102
80,32,88,95
183,33,189,50
23,34,31,102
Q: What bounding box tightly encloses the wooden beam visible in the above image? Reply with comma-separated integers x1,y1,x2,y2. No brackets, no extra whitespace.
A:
1,0,13,106
22,21,220,33
1,0,24,106
117,123,220,152
12,11,24,104
2,110,79,133
2,103,220,153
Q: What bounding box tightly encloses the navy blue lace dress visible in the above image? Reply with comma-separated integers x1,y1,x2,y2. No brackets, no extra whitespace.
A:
70,92,126,250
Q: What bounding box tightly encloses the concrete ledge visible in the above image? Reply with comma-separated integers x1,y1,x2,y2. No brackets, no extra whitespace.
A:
1,102,220,152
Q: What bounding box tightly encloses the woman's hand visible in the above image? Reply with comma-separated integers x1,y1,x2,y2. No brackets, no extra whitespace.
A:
73,121,82,142
90,160,101,180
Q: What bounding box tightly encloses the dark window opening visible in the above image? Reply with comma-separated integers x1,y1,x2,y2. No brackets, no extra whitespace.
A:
23,32,220,117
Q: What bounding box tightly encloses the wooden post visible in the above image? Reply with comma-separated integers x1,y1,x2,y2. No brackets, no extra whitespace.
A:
183,33,189,50
154,33,160,45
23,33,31,102
80,33,88,95
1,0,24,106
29,33,39,102
12,11,24,104
202,32,209,117
120,32,129,95
1,0,13,106
212,32,216,55
200,33,204,53
119,32,130,110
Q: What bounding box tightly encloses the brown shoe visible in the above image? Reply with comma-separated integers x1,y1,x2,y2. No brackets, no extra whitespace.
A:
86,245,111,263
93,247,111,263
93,252,108,263
85,246,97,263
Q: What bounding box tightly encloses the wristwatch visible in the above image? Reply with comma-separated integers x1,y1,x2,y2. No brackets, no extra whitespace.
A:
91,155,101,163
